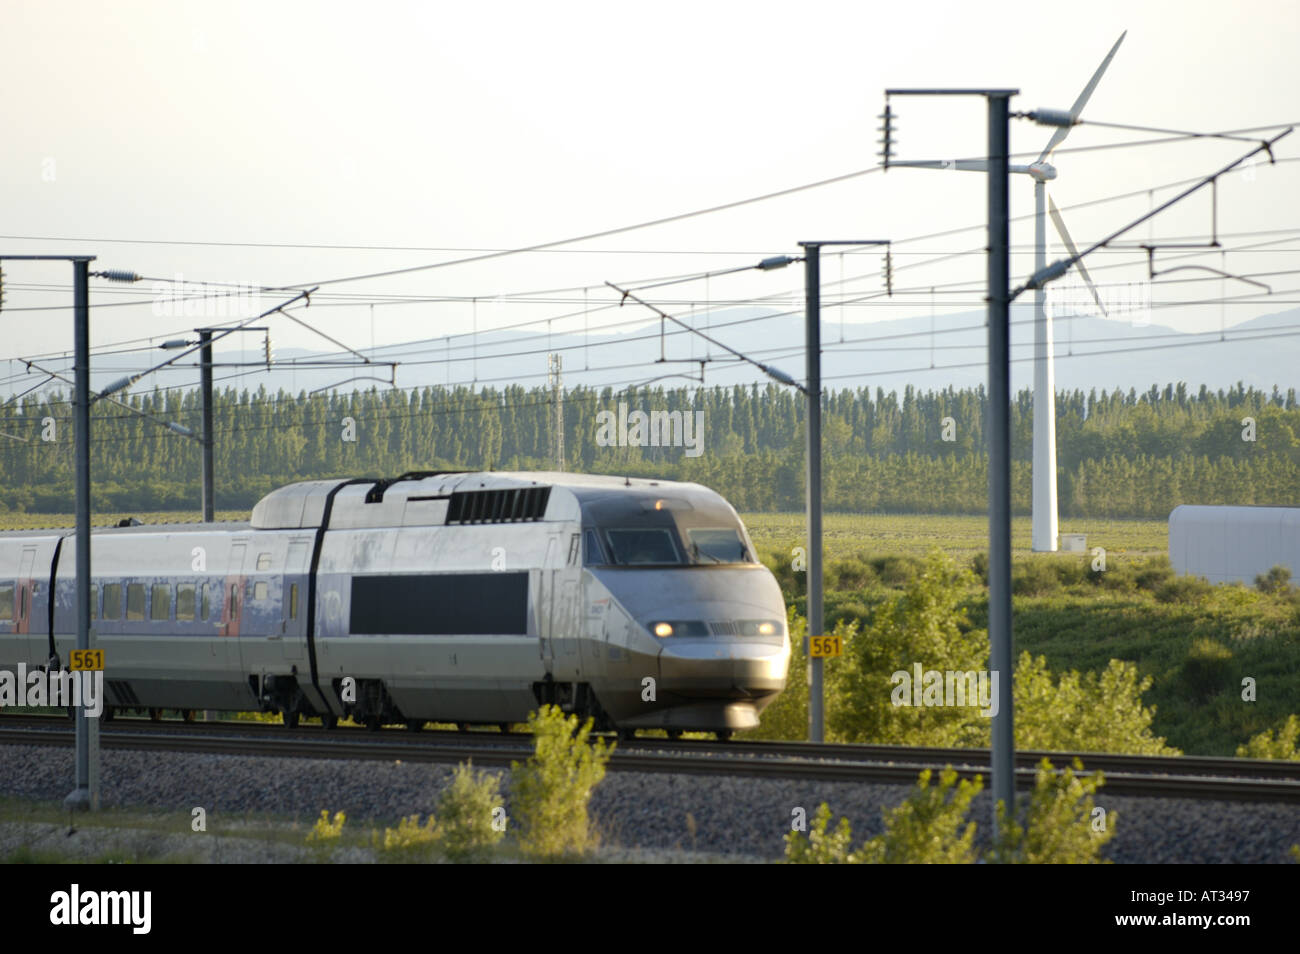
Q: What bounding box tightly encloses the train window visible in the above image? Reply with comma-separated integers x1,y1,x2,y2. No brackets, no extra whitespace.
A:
126,584,146,621
151,584,172,621
103,583,122,619
0,583,12,620
230,584,239,618
583,529,606,566
603,528,682,566
256,552,272,570
254,581,269,601
177,584,196,622
90,585,98,620
289,583,299,620
685,528,753,565
19,585,27,621
201,584,211,621
567,533,580,566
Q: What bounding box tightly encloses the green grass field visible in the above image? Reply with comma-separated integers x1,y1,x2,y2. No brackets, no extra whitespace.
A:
742,512,1168,561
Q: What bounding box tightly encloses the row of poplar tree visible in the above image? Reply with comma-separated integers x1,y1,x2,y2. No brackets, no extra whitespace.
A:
0,380,1296,518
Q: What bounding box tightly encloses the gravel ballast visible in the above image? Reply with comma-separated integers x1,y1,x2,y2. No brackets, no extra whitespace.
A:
1,743,1296,863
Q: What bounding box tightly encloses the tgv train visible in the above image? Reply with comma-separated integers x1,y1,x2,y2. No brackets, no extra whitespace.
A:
0,472,790,738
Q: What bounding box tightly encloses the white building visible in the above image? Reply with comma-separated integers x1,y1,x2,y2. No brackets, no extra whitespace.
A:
1169,505,1300,585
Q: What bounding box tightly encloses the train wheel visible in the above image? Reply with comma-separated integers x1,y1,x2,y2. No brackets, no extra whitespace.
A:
149,708,162,722
715,729,733,742
321,713,338,731
406,719,425,732
617,728,636,742
457,722,470,733
182,710,196,723
102,707,115,723
365,715,381,732
497,722,510,734
283,709,300,729
666,730,683,741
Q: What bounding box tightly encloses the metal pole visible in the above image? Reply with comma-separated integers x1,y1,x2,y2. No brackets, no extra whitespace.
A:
1031,178,1058,552
987,94,1015,833
64,259,94,812
803,244,824,743
200,329,215,522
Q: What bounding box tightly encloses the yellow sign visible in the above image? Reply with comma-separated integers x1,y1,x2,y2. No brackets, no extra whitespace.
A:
809,635,842,658
69,649,104,671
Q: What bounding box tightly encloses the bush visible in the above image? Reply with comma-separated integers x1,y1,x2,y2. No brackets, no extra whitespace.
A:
828,556,876,591
857,767,982,864
1181,638,1234,700
1236,714,1300,760
783,804,857,864
510,705,614,858
991,759,1114,864
831,550,988,747
1013,653,1179,756
1155,575,1213,604
1013,559,1063,597
376,814,440,862
786,761,1113,864
437,761,507,862
1255,565,1293,595
306,810,346,861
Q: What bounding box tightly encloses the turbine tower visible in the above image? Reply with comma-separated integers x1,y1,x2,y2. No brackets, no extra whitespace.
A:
893,32,1124,550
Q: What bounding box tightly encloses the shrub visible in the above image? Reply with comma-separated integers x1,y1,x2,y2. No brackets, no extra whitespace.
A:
991,759,1114,864
831,550,988,747
306,810,346,861
1013,653,1179,756
1236,715,1300,760
1013,559,1063,597
437,761,506,862
783,804,857,864
826,600,871,632
828,556,876,591
375,814,440,861
1255,565,1293,595
510,705,614,858
857,767,982,864
1181,638,1234,700
1155,575,1213,604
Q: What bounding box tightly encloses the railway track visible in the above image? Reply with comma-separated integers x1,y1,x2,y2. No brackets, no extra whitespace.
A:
4,713,1298,802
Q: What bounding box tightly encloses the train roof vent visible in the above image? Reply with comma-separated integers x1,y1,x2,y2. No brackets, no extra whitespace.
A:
446,486,551,525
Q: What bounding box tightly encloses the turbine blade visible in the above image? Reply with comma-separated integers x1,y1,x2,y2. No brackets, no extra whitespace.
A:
891,159,991,172
1048,194,1107,317
1038,31,1128,162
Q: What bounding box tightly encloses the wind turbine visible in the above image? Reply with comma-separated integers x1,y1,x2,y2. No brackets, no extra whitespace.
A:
893,32,1125,551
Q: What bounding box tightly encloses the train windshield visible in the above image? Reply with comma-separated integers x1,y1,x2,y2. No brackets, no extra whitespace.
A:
685,528,750,564
603,528,682,565
595,526,754,566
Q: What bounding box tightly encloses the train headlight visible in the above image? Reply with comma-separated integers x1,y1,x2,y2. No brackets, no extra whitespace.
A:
653,622,674,637
757,621,776,636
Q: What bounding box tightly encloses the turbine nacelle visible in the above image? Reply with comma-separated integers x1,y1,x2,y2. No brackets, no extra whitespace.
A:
1027,160,1057,182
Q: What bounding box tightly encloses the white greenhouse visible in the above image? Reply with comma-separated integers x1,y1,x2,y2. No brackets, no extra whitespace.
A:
1168,505,1300,585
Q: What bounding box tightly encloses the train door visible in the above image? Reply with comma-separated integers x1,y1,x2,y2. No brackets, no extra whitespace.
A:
281,542,308,661
547,534,583,681
221,544,246,639
17,547,36,663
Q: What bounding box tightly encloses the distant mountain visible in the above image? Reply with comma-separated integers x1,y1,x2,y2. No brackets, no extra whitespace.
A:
5,303,1297,402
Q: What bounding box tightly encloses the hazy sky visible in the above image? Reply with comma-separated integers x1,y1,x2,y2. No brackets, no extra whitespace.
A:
2,0,1297,394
